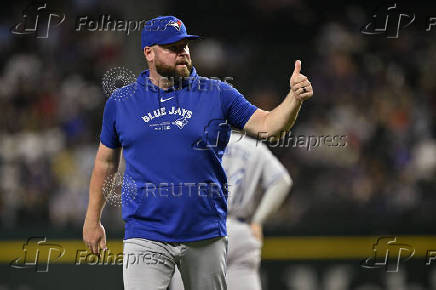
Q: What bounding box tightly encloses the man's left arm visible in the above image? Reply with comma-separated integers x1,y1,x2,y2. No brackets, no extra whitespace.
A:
243,60,313,138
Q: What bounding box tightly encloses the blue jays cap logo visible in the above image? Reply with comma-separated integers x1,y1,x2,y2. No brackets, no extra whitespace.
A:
167,20,182,31
141,16,199,49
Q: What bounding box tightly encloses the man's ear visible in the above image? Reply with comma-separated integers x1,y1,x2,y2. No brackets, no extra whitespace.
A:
144,46,154,62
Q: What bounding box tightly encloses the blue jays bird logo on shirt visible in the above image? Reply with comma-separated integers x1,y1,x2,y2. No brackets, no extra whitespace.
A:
141,106,192,130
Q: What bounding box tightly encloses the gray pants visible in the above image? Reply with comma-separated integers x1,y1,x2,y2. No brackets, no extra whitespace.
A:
170,219,262,290
123,236,228,290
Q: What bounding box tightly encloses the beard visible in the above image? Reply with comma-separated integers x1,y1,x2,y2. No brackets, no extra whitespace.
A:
154,56,193,79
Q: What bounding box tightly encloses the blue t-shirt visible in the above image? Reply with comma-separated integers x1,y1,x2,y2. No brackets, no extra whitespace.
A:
100,67,257,242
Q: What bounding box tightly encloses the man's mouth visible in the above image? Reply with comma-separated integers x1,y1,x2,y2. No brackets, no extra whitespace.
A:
176,60,189,66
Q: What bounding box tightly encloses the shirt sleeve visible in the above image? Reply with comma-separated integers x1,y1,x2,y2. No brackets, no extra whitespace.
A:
100,97,121,148
220,82,258,129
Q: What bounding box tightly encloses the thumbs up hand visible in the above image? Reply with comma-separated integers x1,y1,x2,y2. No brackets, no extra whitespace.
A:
290,60,313,101
293,59,302,75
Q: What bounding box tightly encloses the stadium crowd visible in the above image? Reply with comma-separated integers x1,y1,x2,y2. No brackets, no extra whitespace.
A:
0,0,435,236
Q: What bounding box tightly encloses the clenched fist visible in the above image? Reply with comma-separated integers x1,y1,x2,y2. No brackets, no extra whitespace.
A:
290,60,313,101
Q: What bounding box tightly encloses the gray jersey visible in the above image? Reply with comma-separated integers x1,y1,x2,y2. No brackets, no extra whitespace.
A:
223,132,289,222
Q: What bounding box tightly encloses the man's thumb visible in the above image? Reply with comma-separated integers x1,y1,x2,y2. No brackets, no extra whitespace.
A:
293,60,301,75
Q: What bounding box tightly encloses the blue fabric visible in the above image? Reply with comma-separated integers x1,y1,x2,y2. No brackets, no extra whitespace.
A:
141,16,199,49
100,67,257,242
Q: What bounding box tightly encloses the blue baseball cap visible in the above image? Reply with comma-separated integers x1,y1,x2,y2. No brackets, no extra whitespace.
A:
141,16,199,50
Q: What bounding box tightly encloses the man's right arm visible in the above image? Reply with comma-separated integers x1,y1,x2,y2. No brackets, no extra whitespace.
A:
83,142,121,254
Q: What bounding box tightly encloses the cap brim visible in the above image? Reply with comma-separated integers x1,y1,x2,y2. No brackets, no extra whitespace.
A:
185,34,200,40
156,35,200,46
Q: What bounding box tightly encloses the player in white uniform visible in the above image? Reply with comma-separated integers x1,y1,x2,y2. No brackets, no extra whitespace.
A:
170,131,292,290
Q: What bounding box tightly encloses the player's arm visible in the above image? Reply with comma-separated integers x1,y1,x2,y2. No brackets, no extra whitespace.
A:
252,174,292,224
244,60,313,138
250,174,292,242
83,142,121,254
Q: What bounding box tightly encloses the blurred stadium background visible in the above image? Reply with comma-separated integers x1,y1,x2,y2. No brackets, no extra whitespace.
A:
1,0,436,289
